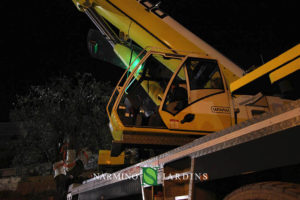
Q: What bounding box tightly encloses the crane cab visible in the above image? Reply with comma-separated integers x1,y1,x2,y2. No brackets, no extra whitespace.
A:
107,48,233,155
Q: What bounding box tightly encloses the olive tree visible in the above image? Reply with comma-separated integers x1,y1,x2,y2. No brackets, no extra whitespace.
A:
10,73,113,166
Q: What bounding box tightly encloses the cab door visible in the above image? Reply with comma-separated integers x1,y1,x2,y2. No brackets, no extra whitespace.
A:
159,57,232,133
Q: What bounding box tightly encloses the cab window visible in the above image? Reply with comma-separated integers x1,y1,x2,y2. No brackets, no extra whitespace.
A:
186,58,223,90
186,58,224,103
163,66,188,115
163,57,224,115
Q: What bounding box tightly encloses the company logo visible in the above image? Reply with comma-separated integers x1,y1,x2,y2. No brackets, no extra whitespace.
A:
92,167,208,186
211,106,230,114
142,167,158,186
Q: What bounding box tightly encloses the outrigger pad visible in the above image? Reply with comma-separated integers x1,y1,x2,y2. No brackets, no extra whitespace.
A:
111,141,124,157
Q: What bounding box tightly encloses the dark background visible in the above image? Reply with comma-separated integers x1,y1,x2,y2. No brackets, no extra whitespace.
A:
0,0,299,122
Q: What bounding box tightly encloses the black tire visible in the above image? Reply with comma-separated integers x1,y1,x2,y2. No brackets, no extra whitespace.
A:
224,181,300,200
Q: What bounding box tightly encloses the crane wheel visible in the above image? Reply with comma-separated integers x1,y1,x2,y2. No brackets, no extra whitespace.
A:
224,181,300,200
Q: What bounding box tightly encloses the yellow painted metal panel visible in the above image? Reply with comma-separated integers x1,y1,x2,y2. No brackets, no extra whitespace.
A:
230,44,300,93
98,150,124,165
269,58,300,84
94,1,132,35
160,92,231,132
109,111,124,141
109,0,205,52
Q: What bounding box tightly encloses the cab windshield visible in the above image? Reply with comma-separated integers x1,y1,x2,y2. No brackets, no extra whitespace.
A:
117,54,183,127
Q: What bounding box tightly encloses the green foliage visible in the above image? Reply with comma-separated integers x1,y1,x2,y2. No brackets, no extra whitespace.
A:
10,73,113,166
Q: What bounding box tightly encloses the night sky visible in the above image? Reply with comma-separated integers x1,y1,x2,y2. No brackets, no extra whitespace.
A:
0,0,299,121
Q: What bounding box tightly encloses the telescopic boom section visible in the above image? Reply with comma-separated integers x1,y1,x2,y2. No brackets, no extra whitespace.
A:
72,0,244,84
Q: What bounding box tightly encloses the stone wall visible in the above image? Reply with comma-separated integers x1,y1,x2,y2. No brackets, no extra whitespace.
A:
0,177,21,191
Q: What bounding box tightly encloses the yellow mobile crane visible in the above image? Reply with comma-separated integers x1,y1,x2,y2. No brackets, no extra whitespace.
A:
72,0,299,156
67,1,300,200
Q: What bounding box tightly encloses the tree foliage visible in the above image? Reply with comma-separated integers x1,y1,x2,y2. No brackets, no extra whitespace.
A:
10,73,113,166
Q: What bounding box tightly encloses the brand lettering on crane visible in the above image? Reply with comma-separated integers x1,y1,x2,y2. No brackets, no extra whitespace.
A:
211,106,230,114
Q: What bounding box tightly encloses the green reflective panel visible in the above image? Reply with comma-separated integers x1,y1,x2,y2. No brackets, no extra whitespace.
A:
125,63,144,94
94,43,98,54
129,57,141,72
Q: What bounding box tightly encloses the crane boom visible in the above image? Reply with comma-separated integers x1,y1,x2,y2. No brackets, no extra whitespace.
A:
72,0,244,84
